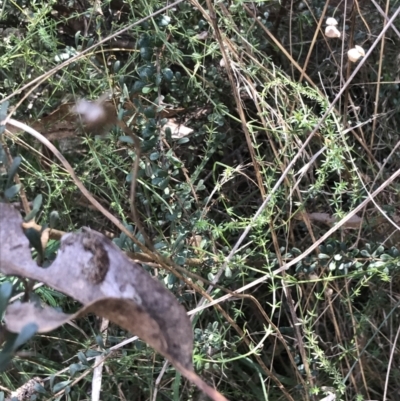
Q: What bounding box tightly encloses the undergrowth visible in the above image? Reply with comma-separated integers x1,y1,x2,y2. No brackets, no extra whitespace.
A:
1,0,400,400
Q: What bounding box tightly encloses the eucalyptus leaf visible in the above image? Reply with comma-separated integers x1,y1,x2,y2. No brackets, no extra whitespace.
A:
24,227,44,258
0,281,13,316
12,322,38,350
0,203,228,401
4,184,21,199
118,135,134,144
77,351,88,365
0,350,13,372
69,363,85,376
52,380,71,394
0,101,9,135
32,194,43,211
34,383,47,394
5,156,21,188
95,334,105,348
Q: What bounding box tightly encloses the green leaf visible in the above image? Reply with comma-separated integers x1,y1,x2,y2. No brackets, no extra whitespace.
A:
77,351,88,365
177,137,189,144
132,80,146,93
86,349,102,357
34,383,47,394
69,363,84,376
4,184,21,199
142,86,153,94
52,380,72,393
0,100,9,135
118,135,134,144
49,211,60,229
95,335,105,348
32,194,43,211
113,60,121,73
144,107,156,118
6,156,21,188
24,194,43,221
168,273,177,285
175,255,186,265
0,350,13,372
74,30,81,47
318,253,330,259
150,151,159,161
13,322,38,350
24,227,43,258
0,282,13,316
155,73,162,86
380,254,393,261
140,47,152,60
138,35,150,48
360,249,370,257
162,68,174,81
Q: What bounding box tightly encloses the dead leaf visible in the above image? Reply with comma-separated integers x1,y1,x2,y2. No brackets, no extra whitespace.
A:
308,212,362,229
0,203,228,401
308,212,335,225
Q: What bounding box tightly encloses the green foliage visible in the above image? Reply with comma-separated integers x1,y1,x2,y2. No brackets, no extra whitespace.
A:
1,0,400,399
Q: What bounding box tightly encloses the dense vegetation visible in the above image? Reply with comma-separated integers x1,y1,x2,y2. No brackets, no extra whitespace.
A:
1,0,400,400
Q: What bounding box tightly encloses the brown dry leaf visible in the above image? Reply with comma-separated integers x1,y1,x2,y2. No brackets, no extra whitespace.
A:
31,103,77,140
341,214,362,229
308,212,335,225
0,203,228,401
308,212,362,229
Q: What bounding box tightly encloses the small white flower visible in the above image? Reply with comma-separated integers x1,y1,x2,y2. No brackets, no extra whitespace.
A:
348,45,365,62
326,17,338,26
325,25,341,38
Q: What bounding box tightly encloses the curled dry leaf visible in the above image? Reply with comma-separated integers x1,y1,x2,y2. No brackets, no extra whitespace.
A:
308,212,362,229
0,203,228,401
